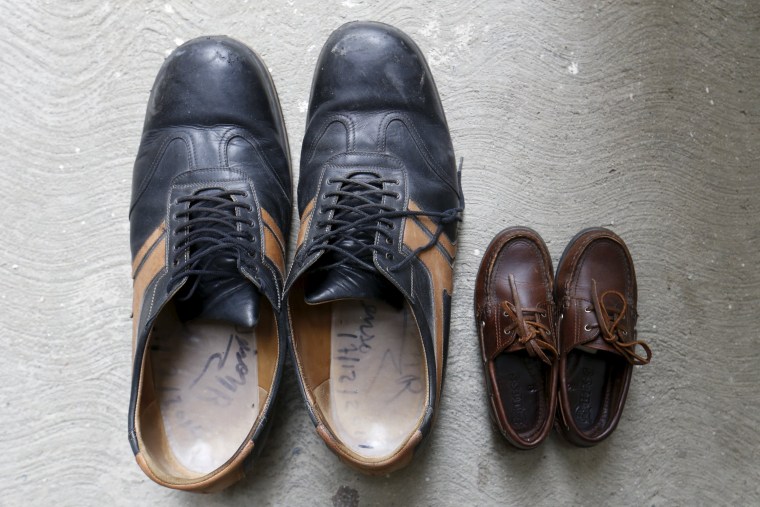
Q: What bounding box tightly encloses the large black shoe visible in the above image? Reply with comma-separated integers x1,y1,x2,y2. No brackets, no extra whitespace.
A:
127,36,291,492
285,21,463,473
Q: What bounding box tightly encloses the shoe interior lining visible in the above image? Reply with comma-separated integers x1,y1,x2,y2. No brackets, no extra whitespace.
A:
565,348,626,435
492,351,549,440
135,298,279,480
290,284,427,460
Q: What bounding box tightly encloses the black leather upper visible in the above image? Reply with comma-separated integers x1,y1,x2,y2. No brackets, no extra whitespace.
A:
297,22,459,218
128,36,291,453
286,21,463,434
130,36,291,317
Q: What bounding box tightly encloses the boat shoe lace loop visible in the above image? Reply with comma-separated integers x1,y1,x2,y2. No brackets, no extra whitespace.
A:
587,279,652,365
500,274,558,365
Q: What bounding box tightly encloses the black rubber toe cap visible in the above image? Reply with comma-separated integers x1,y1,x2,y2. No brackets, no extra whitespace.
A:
308,21,447,121
144,35,283,134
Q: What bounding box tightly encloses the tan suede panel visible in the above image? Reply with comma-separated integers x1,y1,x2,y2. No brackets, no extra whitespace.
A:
131,221,166,276
403,217,454,395
296,198,316,249
408,200,456,258
132,227,167,353
260,208,286,276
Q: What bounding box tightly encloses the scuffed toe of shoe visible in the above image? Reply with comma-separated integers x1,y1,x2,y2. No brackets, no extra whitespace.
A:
308,21,446,120
144,35,282,133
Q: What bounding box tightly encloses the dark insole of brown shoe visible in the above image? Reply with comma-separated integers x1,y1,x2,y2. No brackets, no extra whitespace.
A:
566,349,624,433
492,351,548,436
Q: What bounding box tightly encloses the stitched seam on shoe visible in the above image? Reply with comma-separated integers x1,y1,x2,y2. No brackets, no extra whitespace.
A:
378,112,458,193
130,134,191,215
221,128,290,200
306,114,353,163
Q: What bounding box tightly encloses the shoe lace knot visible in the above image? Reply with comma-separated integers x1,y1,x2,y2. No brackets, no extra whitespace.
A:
585,279,652,365
500,274,558,365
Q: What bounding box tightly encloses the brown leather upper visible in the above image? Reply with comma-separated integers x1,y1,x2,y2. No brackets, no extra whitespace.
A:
474,227,558,449
555,228,651,446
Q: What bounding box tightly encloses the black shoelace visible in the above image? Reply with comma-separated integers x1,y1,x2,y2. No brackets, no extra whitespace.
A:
167,188,254,298
306,172,463,272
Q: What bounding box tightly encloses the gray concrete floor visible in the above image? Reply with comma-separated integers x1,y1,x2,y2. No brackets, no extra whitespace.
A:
1,0,758,505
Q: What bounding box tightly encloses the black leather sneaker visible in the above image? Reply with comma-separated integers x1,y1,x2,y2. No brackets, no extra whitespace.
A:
127,36,291,491
285,21,463,473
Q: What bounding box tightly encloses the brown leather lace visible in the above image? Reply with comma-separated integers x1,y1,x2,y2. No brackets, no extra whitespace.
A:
587,279,652,365
500,274,558,365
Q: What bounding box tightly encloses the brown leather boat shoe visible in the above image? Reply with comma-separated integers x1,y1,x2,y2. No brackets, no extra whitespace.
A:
555,228,652,446
474,227,559,449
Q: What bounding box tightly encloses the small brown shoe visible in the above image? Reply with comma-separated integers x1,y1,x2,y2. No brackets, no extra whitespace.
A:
555,228,652,446
474,227,559,449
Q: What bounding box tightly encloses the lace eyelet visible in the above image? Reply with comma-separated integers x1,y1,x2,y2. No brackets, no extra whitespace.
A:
584,324,592,331
326,178,333,185
385,253,393,260
394,179,400,185
547,330,552,336
541,311,547,317
322,193,328,200
385,237,393,244
503,329,508,335
502,311,508,317
584,307,592,313
622,330,628,336
394,192,401,199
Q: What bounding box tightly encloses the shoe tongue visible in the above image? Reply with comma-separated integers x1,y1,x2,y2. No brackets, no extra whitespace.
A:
178,257,261,328
176,255,261,327
304,263,403,309
175,188,260,328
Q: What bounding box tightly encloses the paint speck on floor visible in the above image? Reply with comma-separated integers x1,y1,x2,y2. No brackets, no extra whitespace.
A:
567,62,579,74
332,486,359,507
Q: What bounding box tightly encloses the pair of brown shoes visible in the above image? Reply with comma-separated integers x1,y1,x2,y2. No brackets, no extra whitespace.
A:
474,227,652,448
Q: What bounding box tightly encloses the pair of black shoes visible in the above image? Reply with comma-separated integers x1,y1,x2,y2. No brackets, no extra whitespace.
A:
127,22,463,491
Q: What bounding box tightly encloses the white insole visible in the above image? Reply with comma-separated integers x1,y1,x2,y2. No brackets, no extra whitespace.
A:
149,315,259,474
329,300,426,459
